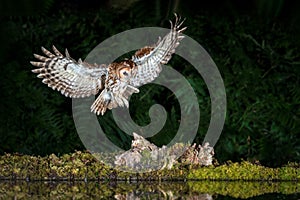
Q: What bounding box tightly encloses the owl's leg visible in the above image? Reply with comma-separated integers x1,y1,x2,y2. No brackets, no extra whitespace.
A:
91,85,139,115
91,89,112,115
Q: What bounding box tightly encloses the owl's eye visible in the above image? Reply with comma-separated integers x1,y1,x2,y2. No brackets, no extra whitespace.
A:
119,68,131,78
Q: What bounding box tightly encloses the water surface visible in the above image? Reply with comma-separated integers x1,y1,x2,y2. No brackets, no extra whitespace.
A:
0,181,298,199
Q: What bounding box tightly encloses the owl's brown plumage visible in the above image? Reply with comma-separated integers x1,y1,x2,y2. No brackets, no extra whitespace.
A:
31,14,186,115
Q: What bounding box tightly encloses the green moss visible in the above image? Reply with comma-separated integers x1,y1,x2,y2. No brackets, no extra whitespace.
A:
0,152,299,198
188,161,299,181
0,152,299,181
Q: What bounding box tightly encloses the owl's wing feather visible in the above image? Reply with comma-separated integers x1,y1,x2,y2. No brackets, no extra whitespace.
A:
31,46,107,98
130,14,186,87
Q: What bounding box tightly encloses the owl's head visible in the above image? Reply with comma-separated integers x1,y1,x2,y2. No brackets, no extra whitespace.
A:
110,60,136,81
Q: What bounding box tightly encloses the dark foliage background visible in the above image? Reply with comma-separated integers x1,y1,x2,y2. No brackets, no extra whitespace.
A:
0,0,299,167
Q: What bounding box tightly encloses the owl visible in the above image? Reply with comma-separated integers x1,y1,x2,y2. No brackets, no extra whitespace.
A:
31,14,186,115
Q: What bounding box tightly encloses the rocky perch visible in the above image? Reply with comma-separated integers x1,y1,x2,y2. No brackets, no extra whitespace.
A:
113,133,215,172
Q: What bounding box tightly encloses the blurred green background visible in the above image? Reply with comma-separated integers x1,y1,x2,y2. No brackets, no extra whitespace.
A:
0,0,299,167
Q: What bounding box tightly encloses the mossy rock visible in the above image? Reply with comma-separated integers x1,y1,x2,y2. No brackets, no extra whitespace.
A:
0,152,299,181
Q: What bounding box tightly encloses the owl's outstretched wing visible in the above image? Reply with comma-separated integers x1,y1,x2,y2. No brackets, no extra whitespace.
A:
31,46,107,98
130,14,186,87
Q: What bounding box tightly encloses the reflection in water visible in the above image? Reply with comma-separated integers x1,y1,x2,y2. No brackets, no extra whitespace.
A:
0,181,299,199
114,190,213,200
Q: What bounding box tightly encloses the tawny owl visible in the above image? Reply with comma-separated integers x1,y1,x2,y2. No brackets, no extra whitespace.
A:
31,15,186,115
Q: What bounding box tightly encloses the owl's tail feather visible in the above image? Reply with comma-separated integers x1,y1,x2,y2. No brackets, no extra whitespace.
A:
91,89,112,115
90,85,139,115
